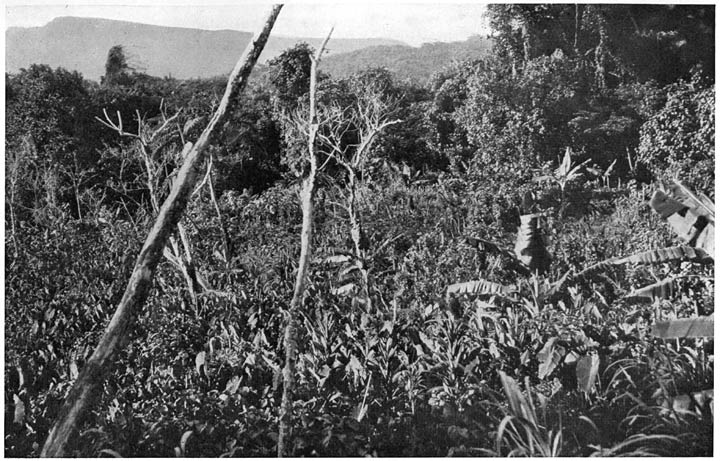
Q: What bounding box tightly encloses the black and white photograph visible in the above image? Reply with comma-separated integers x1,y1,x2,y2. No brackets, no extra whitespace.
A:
4,1,715,457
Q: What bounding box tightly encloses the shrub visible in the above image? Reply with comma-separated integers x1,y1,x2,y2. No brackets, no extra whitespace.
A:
638,74,714,195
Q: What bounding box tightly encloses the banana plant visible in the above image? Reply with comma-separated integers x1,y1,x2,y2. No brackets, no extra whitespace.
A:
448,242,712,323
534,147,590,218
446,205,556,320
563,245,712,288
513,213,552,274
649,179,714,255
633,182,713,339
449,211,552,299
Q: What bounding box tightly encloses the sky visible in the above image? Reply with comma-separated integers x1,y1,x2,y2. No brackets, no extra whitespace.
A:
5,1,490,46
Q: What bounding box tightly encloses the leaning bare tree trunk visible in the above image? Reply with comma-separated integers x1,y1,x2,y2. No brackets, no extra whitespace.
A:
277,29,333,458
40,5,283,457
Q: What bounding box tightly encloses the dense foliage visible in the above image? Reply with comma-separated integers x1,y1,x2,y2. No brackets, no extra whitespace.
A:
5,5,714,457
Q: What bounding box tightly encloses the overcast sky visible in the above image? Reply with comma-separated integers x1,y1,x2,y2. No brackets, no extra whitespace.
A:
5,1,490,46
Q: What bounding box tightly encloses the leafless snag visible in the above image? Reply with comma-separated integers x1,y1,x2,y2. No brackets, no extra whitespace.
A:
278,27,333,457
97,102,210,305
316,89,401,310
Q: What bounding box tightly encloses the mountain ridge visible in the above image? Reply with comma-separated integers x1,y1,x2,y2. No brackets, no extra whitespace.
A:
6,16,491,83
6,16,408,80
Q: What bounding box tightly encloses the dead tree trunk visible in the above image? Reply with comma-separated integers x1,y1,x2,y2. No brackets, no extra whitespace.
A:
346,171,372,309
593,6,608,89
315,92,400,312
39,5,283,456
277,29,333,458
98,105,207,306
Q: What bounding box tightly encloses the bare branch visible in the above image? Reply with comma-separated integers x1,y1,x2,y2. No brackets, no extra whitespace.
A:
352,119,401,168
149,109,182,144
318,152,338,172
312,26,335,63
95,109,140,140
162,247,182,268
192,156,213,197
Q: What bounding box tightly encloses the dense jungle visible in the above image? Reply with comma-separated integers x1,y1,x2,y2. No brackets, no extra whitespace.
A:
5,4,715,457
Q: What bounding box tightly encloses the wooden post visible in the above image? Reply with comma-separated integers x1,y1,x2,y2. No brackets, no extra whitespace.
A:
40,5,283,457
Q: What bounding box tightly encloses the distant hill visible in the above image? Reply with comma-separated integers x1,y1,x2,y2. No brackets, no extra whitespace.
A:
5,16,407,81
322,35,492,84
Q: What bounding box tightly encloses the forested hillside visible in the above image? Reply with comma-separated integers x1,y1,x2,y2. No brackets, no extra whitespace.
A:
321,35,492,83
5,4,715,457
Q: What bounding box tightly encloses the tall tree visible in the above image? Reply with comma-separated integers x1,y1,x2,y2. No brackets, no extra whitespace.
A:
103,45,132,86
268,42,315,112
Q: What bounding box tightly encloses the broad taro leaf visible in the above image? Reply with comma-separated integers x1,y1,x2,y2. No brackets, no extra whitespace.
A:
576,354,600,393
666,389,714,412
537,337,565,380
